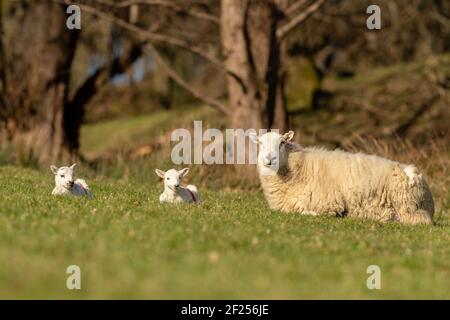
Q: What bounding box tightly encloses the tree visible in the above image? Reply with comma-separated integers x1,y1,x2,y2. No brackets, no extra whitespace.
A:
76,0,325,131
64,30,143,154
221,0,326,130
221,0,289,130
0,1,5,118
1,1,79,163
1,0,325,164
0,1,143,164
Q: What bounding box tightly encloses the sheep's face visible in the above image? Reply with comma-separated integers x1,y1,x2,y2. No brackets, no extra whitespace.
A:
50,164,77,189
155,168,189,192
250,131,294,175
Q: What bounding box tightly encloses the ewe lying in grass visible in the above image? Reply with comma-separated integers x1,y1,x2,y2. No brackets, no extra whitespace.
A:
250,131,435,225
50,164,93,197
155,168,200,203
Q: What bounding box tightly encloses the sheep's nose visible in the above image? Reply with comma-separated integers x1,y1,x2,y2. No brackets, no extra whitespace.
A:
69,181,74,187
263,156,272,166
174,184,180,188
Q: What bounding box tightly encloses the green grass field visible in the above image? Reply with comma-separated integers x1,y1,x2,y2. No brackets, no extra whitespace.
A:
1,97,449,299
0,165,449,299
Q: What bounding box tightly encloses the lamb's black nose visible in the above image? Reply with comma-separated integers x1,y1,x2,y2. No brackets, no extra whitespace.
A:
174,184,180,188
69,181,74,187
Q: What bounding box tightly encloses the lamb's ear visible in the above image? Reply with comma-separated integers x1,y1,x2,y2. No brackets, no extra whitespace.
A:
70,163,77,170
282,130,294,142
179,168,189,177
248,132,259,144
155,169,165,179
50,165,58,174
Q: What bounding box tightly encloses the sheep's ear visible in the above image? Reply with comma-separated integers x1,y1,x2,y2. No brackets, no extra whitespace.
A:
70,163,77,170
248,132,259,144
179,168,189,177
50,165,58,174
155,169,165,179
282,130,294,142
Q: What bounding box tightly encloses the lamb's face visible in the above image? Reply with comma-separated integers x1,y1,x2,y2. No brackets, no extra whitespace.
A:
51,164,76,189
250,131,294,175
155,168,189,192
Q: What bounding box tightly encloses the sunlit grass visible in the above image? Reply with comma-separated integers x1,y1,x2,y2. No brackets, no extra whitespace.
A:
0,166,448,299
80,104,219,157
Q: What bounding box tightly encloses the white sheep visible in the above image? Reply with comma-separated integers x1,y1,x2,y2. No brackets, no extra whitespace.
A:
155,168,200,203
50,164,93,197
249,131,435,225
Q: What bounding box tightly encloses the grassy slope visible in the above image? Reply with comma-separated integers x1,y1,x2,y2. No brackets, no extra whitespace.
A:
80,104,219,158
2,64,450,298
0,166,449,299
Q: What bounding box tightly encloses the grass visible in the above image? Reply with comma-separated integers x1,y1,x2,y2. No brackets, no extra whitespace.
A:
0,165,449,299
322,53,450,92
80,104,220,158
2,71,450,298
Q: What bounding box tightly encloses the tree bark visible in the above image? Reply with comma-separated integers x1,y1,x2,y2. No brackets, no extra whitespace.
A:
0,2,6,124
2,2,79,164
221,0,288,131
64,37,142,154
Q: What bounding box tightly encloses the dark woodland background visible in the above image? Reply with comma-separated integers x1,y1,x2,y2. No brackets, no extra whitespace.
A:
0,0,449,182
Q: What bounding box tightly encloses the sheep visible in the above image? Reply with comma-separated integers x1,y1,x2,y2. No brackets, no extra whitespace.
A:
155,168,200,203
50,164,93,197
249,131,435,225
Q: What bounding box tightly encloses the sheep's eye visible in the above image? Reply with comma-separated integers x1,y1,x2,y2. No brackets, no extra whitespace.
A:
60,175,65,178
166,177,169,180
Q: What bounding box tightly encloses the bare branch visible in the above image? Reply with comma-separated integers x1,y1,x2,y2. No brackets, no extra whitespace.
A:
61,1,247,93
61,0,223,67
64,42,143,151
69,43,142,112
95,0,220,24
394,94,439,138
144,44,229,115
284,0,308,17
0,3,6,115
277,0,326,40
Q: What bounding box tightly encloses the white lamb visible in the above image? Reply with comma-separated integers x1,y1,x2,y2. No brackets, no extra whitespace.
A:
155,168,200,203
250,131,435,225
50,164,93,197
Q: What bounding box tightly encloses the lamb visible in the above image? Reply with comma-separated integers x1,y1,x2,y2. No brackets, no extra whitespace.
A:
50,164,93,197
249,131,435,225
155,168,200,203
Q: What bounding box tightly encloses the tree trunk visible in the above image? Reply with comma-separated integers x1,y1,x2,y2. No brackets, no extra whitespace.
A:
0,2,6,124
221,0,288,131
1,2,79,164
64,37,142,155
